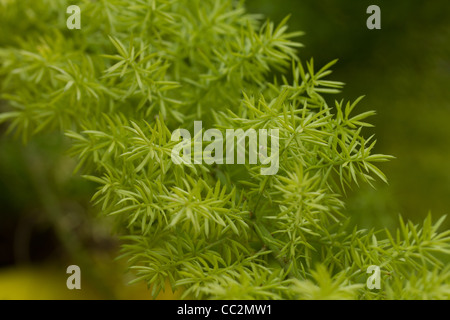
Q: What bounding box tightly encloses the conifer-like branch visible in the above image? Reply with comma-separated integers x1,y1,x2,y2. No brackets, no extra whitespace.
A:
1,0,449,299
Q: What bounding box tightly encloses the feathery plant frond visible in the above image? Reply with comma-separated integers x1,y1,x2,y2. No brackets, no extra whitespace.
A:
0,0,449,300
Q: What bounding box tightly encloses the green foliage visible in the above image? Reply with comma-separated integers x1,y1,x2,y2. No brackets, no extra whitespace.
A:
1,0,449,299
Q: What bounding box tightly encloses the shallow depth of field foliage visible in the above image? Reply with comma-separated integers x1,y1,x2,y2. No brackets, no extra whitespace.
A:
1,0,449,299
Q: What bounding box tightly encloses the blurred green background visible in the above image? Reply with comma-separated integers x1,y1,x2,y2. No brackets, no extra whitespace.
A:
1,0,449,298
246,0,450,229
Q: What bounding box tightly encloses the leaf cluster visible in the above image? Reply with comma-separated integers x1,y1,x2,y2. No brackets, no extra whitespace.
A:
0,0,449,299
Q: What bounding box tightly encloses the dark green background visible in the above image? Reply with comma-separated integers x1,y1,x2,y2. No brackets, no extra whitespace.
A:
247,0,450,229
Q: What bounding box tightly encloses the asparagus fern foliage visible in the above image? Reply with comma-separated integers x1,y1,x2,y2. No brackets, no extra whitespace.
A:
0,0,449,299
